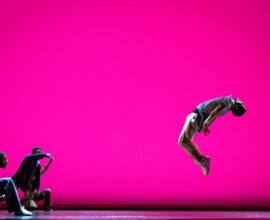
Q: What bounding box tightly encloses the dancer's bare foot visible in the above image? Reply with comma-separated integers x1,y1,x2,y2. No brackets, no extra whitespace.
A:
201,156,210,176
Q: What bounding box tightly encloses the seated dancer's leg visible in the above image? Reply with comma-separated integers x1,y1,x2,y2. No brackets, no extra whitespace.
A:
0,178,32,216
20,187,34,206
1,178,21,213
178,113,210,175
34,189,52,210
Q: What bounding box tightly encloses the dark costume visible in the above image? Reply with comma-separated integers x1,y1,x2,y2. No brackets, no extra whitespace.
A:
0,178,21,213
12,153,49,206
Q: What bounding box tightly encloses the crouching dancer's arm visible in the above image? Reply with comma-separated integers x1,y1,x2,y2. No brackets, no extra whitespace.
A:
41,156,54,176
25,153,52,162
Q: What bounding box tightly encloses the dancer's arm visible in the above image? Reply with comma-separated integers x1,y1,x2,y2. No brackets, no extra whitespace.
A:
25,153,51,162
203,104,227,136
41,156,54,176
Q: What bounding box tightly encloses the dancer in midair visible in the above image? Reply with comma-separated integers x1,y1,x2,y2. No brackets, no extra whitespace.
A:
178,96,246,175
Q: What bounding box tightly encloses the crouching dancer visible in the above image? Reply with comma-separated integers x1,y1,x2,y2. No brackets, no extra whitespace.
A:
0,152,32,216
178,95,246,176
25,147,53,211
12,150,52,210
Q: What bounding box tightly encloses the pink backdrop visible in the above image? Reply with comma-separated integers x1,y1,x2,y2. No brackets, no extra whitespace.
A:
0,0,270,208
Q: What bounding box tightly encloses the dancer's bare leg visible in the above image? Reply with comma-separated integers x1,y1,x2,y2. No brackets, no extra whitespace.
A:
178,113,210,175
20,189,33,206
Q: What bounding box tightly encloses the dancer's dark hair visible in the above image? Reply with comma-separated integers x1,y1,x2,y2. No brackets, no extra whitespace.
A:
32,147,42,154
232,98,246,116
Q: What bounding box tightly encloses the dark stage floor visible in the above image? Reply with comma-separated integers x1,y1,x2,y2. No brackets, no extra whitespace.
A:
0,210,270,219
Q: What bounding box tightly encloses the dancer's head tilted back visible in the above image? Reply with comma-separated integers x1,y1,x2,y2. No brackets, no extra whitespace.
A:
0,151,8,168
232,98,246,116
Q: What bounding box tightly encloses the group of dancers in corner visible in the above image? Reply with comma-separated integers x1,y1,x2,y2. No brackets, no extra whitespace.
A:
0,147,53,216
0,95,246,216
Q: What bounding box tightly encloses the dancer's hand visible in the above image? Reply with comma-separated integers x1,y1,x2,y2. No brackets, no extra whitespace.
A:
46,153,53,158
0,195,5,202
203,122,210,136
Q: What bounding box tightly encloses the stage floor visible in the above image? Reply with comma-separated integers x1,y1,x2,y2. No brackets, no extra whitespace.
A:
0,210,270,219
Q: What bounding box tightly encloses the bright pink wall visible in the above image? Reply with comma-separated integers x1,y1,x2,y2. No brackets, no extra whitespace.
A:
0,0,270,208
